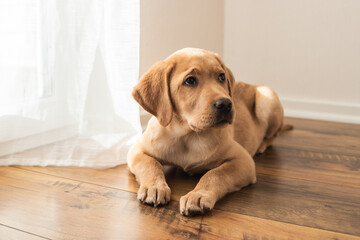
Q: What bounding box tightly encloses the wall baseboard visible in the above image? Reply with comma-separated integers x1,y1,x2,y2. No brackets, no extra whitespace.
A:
280,97,360,124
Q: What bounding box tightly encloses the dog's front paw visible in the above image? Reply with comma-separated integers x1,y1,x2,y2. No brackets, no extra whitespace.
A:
179,190,216,216
137,182,171,207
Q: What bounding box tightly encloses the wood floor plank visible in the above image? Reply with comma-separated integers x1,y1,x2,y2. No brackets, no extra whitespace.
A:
275,129,360,156
18,165,139,193
201,210,360,240
255,146,360,188
0,167,202,240
0,224,47,240
285,117,360,137
256,164,360,189
213,173,360,236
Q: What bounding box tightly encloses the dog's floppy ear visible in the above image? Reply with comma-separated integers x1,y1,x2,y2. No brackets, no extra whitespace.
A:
225,66,235,97
132,61,174,127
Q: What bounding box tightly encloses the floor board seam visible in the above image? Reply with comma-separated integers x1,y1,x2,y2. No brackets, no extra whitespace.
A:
12,166,137,195
0,223,51,240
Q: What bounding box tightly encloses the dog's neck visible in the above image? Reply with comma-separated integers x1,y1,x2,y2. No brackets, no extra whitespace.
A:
164,114,194,137
159,114,228,139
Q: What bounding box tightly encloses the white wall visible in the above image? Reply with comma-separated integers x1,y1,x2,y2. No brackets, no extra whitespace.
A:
140,0,224,76
139,0,360,123
224,0,360,123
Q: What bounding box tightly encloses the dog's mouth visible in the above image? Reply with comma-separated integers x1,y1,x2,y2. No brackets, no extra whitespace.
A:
189,120,229,132
214,119,230,126
213,111,234,127
189,111,233,132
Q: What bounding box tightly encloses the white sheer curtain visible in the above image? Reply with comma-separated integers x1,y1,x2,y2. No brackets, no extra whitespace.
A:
0,0,142,167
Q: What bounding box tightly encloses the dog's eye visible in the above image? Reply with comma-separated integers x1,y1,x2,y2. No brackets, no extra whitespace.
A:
218,73,225,83
184,76,197,86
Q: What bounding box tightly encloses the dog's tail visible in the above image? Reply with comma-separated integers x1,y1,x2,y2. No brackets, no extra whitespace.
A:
281,123,294,132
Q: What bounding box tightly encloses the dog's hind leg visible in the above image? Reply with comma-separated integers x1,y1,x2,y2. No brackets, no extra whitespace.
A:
257,135,277,154
254,86,286,154
256,123,294,154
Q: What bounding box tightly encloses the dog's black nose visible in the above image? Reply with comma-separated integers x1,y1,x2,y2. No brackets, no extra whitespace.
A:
213,98,232,113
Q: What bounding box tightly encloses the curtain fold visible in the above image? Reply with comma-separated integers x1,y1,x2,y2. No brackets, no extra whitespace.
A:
0,0,141,167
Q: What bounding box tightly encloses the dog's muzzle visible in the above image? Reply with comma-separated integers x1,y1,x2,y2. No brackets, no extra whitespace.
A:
213,98,233,126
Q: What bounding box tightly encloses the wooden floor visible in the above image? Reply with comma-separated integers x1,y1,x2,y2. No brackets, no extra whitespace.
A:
0,117,359,240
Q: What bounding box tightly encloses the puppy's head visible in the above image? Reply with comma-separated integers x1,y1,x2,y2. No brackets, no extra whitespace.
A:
132,48,235,131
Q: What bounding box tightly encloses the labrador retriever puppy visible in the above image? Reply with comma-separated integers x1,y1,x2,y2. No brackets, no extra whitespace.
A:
127,48,290,216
